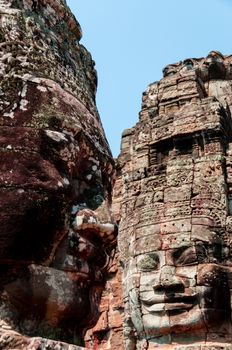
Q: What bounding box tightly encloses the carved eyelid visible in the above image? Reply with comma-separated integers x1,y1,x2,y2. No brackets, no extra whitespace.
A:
173,246,197,265
138,253,160,271
144,253,160,261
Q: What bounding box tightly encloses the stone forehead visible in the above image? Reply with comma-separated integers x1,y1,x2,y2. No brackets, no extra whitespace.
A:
134,217,216,235
116,50,232,348
119,215,224,262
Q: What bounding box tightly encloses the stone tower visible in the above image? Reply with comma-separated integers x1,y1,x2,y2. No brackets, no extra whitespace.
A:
115,51,232,349
0,1,117,349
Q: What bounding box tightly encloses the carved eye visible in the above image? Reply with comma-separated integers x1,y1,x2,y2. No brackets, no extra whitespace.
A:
174,247,197,266
196,242,223,263
138,253,159,272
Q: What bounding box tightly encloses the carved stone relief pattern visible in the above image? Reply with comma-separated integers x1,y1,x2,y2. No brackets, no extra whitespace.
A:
115,51,232,350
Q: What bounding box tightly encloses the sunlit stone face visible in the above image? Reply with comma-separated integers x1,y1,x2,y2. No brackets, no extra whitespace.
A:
122,215,232,348
125,220,231,342
117,52,232,349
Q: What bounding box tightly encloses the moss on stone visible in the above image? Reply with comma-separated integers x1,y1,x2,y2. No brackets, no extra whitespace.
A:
138,253,159,272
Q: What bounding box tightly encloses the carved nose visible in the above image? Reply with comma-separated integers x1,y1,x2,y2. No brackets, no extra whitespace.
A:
153,268,184,293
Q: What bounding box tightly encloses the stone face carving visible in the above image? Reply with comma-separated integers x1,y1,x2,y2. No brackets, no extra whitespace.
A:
3,2,232,350
0,1,116,349
116,52,232,349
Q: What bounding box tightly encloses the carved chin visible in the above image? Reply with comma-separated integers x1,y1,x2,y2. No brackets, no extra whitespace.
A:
4,264,100,328
141,306,206,337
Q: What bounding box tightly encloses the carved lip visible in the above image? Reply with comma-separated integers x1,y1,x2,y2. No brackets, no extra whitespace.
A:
142,295,197,312
165,301,195,311
164,295,196,304
57,262,91,280
62,268,89,276
62,269,91,282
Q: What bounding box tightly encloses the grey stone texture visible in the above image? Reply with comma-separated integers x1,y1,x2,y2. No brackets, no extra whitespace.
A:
114,51,232,349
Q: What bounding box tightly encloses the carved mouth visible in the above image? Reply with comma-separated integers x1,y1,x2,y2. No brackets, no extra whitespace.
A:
142,295,197,313
165,295,196,304
165,300,195,311
61,269,90,281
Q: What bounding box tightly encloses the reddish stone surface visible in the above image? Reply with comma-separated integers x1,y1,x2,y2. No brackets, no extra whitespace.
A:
0,0,116,348
85,252,124,350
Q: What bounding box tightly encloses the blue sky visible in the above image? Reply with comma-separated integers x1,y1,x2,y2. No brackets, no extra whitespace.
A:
67,0,232,157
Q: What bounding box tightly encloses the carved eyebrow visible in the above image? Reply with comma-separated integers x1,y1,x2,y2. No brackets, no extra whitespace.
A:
172,245,192,259
172,246,197,265
138,253,160,271
195,242,224,263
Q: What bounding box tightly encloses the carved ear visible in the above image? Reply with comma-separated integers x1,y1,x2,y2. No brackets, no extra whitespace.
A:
123,314,139,349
